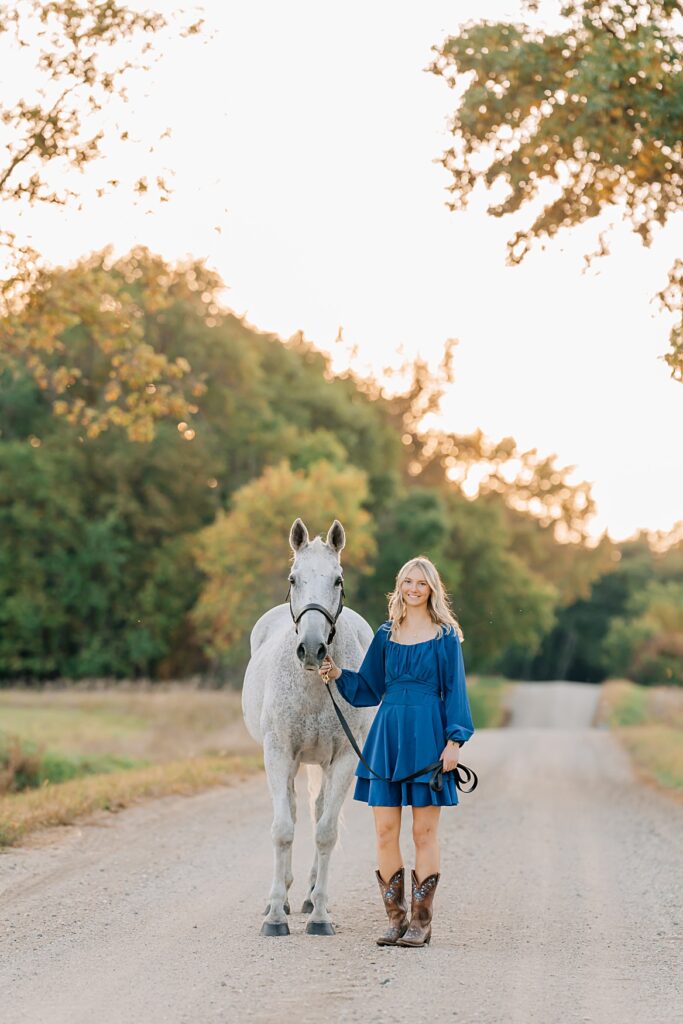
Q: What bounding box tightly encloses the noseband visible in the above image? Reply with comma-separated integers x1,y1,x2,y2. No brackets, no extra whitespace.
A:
286,578,345,644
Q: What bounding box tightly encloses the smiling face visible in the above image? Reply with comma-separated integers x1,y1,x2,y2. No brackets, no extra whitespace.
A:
400,570,431,612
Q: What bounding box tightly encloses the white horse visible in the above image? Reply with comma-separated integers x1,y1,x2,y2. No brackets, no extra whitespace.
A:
242,517,375,936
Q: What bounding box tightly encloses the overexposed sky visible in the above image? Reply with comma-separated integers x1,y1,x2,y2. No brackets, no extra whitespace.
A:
4,0,682,542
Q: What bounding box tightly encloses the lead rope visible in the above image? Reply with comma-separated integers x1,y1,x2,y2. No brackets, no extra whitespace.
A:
322,672,478,795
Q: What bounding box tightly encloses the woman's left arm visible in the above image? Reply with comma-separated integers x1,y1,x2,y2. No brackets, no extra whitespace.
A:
441,628,475,748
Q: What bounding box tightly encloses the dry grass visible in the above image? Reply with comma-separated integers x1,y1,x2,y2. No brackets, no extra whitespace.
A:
0,684,262,847
0,673,510,848
0,685,257,760
596,680,683,801
0,752,263,848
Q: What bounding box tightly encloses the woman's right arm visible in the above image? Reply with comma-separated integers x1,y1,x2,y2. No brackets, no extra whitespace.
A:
325,628,387,707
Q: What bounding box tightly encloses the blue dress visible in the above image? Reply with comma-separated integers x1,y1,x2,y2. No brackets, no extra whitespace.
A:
335,621,475,807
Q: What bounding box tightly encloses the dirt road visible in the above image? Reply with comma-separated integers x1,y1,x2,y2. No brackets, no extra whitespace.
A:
1,682,682,1024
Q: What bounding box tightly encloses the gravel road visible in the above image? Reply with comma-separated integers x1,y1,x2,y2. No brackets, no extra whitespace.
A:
1,681,682,1024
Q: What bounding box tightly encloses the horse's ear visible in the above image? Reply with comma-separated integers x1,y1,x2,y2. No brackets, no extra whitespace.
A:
326,519,345,554
289,518,310,552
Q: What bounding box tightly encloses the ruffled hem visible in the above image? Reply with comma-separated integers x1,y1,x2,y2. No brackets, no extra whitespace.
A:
353,777,459,807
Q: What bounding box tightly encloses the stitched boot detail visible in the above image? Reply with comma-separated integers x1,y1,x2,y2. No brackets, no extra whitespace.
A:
375,867,409,946
396,869,440,947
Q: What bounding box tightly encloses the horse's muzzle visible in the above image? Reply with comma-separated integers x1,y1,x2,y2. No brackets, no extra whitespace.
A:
296,640,328,669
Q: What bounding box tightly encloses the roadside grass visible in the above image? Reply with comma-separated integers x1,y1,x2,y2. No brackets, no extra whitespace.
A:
0,673,507,848
0,752,263,848
0,686,252,761
596,680,683,798
468,675,511,729
0,685,262,848
0,733,146,792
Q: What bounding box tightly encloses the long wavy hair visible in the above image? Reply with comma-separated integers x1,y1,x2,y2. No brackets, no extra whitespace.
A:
385,556,464,643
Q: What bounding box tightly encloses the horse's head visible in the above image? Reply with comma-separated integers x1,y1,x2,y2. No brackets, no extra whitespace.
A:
288,517,346,670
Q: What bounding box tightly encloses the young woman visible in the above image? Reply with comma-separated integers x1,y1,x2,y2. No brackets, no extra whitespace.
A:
318,556,474,948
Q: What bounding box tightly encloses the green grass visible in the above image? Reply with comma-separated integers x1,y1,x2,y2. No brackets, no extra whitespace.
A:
0,733,147,793
597,680,683,799
469,675,510,729
603,684,648,727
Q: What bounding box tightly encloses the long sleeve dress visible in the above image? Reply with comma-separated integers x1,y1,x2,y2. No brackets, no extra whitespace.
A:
335,620,474,807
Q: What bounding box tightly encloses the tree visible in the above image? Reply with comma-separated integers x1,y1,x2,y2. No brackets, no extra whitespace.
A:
367,340,602,543
441,488,557,668
430,0,683,381
359,488,457,627
1,247,207,442
191,459,377,675
603,578,683,684
0,1,205,437
0,1,189,209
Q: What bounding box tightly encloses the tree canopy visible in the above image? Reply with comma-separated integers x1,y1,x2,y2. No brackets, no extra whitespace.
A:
430,0,683,381
3,247,677,685
0,1,205,437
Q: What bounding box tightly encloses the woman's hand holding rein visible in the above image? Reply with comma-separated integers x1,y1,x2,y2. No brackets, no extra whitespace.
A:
440,740,460,772
319,655,341,683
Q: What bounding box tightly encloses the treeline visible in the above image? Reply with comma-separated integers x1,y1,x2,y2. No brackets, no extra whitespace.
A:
1,248,681,686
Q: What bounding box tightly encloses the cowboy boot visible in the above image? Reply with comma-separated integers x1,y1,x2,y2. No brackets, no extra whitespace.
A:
396,869,440,947
375,866,409,946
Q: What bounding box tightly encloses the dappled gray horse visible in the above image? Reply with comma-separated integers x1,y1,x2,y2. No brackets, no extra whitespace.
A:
242,517,374,936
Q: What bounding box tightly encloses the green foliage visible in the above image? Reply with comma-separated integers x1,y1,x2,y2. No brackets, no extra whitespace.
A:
1,247,208,442
361,488,454,626
509,529,683,681
430,0,683,380
191,458,377,674
442,490,557,668
603,578,683,684
0,246,644,682
0,250,404,680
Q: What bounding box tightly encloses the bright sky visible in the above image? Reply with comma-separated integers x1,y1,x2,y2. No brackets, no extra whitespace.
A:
5,0,682,543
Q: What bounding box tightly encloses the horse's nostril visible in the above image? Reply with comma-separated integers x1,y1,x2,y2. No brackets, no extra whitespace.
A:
296,643,306,663
317,644,327,663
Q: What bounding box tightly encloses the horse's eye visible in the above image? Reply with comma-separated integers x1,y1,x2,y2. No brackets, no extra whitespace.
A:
288,575,295,585
335,577,343,586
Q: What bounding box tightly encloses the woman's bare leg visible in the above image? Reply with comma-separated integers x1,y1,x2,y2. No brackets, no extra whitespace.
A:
372,806,403,881
412,805,441,880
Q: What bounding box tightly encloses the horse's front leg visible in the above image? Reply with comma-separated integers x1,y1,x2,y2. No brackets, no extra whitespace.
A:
301,771,326,914
261,734,297,937
305,752,356,936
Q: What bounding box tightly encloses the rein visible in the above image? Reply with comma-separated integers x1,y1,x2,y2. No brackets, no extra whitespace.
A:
323,679,478,796
284,576,477,796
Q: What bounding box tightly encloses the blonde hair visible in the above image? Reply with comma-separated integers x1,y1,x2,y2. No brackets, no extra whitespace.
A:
385,556,464,643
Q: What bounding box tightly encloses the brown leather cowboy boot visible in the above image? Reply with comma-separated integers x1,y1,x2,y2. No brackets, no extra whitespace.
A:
375,866,409,946
396,869,440,947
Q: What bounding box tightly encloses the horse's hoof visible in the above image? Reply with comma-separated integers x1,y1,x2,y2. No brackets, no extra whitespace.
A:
306,920,336,936
261,921,290,937
263,901,290,916
300,899,314,914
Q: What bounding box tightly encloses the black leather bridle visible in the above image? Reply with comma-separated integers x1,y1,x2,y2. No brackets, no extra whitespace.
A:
286,575,346,644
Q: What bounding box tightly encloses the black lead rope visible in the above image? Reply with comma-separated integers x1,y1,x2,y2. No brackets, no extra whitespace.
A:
324,682,478,796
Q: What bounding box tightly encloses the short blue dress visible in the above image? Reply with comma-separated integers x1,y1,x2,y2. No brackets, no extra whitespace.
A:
335,621,475,807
